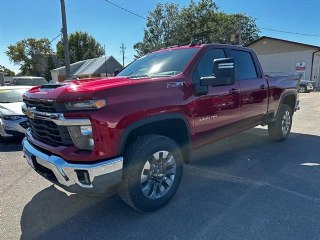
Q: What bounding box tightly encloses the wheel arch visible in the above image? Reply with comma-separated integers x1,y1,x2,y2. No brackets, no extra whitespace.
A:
118,114,192,163
276,91,297,116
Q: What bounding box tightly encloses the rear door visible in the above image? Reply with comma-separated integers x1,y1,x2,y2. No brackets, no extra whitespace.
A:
228,49,268,123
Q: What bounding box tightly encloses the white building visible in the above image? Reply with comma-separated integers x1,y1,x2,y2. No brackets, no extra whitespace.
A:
50,56,123,82
248,36,320,87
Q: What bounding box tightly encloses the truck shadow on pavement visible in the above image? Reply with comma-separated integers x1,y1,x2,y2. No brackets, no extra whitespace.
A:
20,128,320,240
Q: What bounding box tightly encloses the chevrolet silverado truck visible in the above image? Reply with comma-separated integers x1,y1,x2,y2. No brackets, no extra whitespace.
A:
22,43,299,212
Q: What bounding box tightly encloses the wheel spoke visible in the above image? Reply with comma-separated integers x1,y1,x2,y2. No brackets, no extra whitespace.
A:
142,181,152,195
166,166,177,176
158,184,166,197
164,155,175,167
149,183,158,199
163,177,174,189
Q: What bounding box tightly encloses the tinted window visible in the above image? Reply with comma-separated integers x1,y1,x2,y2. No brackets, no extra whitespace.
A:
230,50,258,80
118,48,198,78
197,49,226,77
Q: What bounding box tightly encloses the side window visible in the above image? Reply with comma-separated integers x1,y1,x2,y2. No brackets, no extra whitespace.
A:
230,50,258,80
197,49,226,78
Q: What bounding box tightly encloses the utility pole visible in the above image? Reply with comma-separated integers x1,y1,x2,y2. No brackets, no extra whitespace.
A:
60,0,71,79
104,45,108,76
120,43,126,67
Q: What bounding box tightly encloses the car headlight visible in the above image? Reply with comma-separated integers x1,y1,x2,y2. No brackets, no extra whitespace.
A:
67,125,94,150
65,99,106,111
0,115,23,121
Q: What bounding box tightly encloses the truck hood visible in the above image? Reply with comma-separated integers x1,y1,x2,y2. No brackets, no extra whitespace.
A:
23,77,150,102
0,102,24,115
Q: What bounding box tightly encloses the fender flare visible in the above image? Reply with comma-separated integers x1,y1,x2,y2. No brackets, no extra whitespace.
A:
117,113,191,155
275,90,297,116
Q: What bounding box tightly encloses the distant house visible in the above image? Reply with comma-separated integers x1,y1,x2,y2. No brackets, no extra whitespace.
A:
50,56,123,82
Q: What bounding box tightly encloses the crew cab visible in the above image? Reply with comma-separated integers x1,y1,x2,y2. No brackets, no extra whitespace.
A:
22,43,299,211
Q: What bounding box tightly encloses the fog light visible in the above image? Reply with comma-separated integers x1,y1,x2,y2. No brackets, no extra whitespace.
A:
68,125,94,150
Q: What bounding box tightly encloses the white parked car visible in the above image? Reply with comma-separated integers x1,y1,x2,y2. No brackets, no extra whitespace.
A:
0,86,32,139
11,76,47,86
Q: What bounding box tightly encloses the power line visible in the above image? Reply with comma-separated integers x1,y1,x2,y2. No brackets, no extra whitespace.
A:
105,0,146,20
261,27,320,38
49,33,62,44
104,1,320,39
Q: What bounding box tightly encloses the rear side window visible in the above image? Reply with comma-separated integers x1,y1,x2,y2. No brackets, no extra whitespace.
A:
197,49,226,77
230,50,258,80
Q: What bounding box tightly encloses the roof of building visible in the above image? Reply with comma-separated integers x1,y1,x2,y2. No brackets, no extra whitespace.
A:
73,56,111,76
248,36,320,49
51,56,121,76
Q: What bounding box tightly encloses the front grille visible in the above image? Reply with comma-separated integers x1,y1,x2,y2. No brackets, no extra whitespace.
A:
24,99,56,113
28,118,73,146
19,121,29,129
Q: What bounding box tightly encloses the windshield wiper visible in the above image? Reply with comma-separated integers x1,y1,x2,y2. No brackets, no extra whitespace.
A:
0,101,13,103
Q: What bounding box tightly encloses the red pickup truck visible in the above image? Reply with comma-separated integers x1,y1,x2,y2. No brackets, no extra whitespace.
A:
22,43,299,211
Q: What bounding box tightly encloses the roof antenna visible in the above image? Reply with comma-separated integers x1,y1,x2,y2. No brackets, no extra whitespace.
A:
197,40,203,45
189,39,197,46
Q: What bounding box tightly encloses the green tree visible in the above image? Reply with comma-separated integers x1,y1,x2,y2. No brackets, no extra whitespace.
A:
57,31,104,64
6,38,51,76
0,65,15,76
134,0,260,56
44,55,56,80
134,3,180,58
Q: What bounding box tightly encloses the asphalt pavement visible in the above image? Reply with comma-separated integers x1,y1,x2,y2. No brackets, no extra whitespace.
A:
0,92,320,240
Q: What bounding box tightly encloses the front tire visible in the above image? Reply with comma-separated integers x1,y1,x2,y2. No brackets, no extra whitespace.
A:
119,134,183,212
268,104,293,141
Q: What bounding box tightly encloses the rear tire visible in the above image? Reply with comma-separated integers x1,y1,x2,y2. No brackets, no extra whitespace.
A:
119,134,183,212
268,104,293,141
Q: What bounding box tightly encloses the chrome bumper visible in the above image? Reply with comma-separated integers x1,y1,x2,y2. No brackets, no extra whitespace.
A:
22,138,123,195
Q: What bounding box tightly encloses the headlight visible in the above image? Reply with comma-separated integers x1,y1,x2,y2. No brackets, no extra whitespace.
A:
65,99,106,111
0,115,23,121
67,125,94,150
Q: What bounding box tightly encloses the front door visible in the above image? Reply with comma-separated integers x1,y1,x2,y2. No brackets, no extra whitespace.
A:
191,48,241,147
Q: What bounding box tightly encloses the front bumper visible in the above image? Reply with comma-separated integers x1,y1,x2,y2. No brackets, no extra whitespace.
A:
22,138,123,195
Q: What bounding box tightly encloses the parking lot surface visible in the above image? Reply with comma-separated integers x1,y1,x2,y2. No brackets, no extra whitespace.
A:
1,92,320,240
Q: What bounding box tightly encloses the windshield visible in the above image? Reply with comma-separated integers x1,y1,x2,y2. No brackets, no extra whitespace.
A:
0,89,29,103
118,48,198,78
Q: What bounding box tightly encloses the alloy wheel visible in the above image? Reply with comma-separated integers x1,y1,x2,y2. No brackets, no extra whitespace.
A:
140,151,177,200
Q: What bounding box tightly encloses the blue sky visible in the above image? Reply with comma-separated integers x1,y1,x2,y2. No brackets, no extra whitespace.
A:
1,0,320,74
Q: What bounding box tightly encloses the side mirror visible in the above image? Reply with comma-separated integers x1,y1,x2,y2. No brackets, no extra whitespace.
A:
200,58,235,86
114,69,120,76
